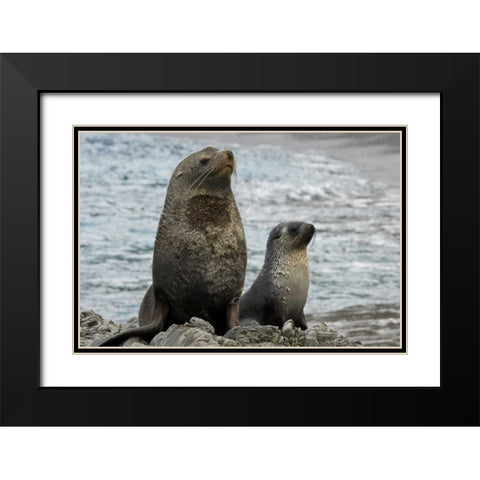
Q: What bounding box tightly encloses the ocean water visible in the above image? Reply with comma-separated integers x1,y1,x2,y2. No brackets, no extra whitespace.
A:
80,132,401,346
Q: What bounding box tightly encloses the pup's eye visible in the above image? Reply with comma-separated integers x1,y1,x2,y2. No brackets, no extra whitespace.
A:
288,225,299,234
199,158,210,165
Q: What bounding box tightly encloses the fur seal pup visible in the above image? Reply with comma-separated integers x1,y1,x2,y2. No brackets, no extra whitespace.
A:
100,146,247,346
239,221,315,330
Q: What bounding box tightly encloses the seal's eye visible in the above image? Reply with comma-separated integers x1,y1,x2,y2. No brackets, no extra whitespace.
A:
288,225,299,235
199,157,210,165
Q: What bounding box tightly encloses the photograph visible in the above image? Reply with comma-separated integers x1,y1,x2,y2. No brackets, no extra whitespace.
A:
77,127,405,351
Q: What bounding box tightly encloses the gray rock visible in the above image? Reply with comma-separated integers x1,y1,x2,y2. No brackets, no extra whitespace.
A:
122,336,149,347
225,319,360,347
150,331,167,346
281,319,296,338
150,319,220,347
293,332,306,347
80,310,100,327
216,336,240,347
305,329,320,346
80,310,122,346
188,317,215,334
225,323,284,346
303,323,362,347
79,311,361,348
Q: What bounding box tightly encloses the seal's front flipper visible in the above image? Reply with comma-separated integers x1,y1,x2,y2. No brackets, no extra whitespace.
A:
295,310,308,330
99,297,169,347
226,297,240,330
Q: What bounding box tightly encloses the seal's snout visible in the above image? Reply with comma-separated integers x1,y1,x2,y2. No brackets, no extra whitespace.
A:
282,221,315,247
223,150,235,168
305,223,315,235
299,222,315,245
217,149,235,176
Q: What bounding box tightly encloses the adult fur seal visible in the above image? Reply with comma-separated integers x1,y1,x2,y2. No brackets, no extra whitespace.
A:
239,221,315,330
100,146,247,346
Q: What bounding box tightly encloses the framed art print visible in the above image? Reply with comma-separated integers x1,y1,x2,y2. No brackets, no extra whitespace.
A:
1,54,478,425
73,125,406,354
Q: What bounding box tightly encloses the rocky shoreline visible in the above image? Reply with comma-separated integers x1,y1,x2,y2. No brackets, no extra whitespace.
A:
80,310,361,348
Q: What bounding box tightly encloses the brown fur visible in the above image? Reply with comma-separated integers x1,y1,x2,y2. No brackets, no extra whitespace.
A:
100,147,247,346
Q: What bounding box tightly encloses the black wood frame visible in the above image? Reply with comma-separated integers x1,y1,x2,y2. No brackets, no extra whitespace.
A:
0,54,478,425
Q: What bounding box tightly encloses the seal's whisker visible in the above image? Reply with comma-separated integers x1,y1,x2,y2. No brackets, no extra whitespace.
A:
188,170,209,191
191,165,216,194
188,165,216,192
232,165,241,186
188,167,211,190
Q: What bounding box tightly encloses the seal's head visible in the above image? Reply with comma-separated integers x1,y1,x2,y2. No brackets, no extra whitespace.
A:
171,146,235,194
267,221,315,252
